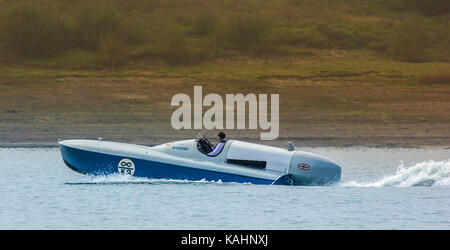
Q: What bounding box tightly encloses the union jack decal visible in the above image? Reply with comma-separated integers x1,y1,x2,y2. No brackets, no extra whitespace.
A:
298,163,311,171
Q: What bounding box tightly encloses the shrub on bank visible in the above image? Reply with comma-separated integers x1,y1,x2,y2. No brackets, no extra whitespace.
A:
99,31,129,67
315,24,373,50
156,25,192,64
383,20,439,62
0,2,69,57
226,13,271,51
192,11,217,36
0,0,147,63
0,0,448,65
74,3,129,50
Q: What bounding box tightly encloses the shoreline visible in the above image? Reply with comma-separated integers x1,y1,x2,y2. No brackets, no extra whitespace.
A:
2,66,449,150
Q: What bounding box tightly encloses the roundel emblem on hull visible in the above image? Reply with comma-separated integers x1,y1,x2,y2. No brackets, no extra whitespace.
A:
118,158,135,175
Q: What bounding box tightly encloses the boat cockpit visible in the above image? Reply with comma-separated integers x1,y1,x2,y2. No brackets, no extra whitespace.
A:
196,131,226,157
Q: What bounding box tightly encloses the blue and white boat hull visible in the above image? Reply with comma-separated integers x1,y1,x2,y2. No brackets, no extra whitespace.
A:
59,139,341,186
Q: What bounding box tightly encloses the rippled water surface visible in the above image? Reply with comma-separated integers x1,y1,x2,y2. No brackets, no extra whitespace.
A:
0,147,449,229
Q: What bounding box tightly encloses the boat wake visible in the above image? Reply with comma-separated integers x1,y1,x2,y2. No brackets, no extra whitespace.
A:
65,159,450,187
65,173,229,185
342,159,450,187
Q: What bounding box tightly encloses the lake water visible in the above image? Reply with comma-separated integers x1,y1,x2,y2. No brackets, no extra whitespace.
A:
0,147,449,229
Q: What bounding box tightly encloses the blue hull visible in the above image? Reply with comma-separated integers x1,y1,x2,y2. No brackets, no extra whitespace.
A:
59,144,279,185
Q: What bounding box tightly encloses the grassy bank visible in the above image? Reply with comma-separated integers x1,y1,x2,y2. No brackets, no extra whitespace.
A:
0,0,449,67
1,51,449,147
0,0,449,147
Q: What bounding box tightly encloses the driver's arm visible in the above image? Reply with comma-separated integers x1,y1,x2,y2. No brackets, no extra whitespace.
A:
207,141,225,156
203,136,213,147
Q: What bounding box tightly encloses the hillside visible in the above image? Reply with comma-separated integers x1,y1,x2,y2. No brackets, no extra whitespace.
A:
0,0,449,147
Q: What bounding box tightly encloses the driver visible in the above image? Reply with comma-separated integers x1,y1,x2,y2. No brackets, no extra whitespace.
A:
206,132,227,156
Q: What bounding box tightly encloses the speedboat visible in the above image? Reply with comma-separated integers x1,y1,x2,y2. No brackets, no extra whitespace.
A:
58,132,341,185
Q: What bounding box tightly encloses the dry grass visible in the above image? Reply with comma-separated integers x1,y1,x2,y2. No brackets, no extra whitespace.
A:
1,64,449,146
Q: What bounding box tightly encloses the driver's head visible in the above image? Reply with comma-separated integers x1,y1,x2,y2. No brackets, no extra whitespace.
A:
217,132,226,141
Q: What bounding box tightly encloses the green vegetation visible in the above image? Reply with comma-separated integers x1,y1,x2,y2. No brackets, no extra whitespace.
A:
0,1,68,57
0,0,448,68
0,0,449,146
99,31,129,67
